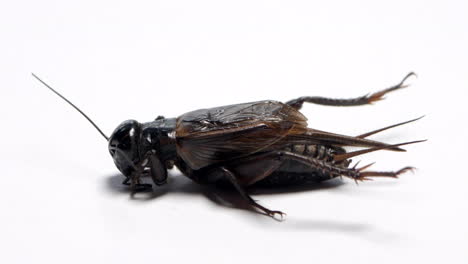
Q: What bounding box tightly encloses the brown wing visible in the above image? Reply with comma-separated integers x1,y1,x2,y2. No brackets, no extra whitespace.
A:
175,100,308,170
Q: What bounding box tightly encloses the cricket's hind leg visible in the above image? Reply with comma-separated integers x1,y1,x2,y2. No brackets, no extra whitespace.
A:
223,147,415,187
198,141,417,220
285,72,416,110
254,140,422,187
241,150,414,184
254,144,349,187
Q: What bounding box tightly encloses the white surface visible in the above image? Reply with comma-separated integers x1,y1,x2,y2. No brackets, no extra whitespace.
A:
1,1,467,263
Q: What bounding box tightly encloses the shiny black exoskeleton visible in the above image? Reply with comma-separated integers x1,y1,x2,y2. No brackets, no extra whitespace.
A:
108,117,177,189
34,72,423,220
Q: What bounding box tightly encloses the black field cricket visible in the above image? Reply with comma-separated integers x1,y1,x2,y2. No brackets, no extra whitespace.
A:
33,73,424,220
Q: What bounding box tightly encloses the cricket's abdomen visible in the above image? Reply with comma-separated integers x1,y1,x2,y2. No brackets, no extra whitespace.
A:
253,144,350,187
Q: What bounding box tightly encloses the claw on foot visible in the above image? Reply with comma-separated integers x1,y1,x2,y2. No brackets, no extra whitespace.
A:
367,72,417,104
267,210,287,221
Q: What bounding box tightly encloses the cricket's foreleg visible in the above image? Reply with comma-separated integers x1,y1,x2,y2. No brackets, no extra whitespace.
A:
122,174,152,191
285,72,416,110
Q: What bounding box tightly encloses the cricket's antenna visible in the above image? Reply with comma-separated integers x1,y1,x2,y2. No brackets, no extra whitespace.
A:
32,73,109,141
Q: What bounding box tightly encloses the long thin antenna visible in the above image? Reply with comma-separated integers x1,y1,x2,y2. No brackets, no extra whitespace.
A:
32,73,109,141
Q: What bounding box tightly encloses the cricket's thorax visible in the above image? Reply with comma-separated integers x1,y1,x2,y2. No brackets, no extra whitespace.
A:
140,118,178,162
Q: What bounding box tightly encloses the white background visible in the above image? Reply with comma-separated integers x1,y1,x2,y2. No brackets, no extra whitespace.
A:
1,0,467,263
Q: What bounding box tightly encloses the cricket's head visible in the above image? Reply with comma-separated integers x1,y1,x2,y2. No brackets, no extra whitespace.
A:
108,120,142,177
108,119,169,187
33,73,169,189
